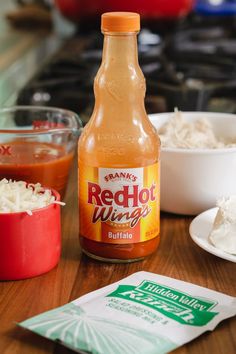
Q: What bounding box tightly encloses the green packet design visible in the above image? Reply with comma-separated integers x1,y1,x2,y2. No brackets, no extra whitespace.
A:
19,271,236,354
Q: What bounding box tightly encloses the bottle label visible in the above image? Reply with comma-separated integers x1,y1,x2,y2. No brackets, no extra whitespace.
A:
79,164,160,244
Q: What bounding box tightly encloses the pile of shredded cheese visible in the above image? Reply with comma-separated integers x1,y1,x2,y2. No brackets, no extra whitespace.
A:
0,179,65,215
158,109,236,149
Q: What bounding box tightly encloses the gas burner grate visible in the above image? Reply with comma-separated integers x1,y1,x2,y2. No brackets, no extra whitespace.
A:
17,18,236,123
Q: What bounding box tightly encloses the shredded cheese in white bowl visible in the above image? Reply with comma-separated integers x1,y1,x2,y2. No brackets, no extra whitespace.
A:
0,179,65,215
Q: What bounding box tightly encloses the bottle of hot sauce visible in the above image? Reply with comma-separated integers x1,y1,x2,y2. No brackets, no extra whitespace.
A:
78,12,161,262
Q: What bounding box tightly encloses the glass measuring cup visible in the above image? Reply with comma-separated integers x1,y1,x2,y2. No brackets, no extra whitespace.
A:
0,106,82,198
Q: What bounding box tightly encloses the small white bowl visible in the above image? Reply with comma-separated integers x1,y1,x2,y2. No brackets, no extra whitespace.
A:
149,112,236,215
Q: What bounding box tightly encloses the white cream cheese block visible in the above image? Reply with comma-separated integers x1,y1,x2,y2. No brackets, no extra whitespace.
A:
209,196,236,255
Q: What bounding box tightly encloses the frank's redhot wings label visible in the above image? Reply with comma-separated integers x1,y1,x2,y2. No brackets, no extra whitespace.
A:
79,164,160,244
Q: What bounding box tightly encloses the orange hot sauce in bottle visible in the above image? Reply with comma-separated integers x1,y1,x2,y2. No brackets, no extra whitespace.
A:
78,12,161,262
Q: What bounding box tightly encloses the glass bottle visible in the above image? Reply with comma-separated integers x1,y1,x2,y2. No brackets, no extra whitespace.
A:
78,12,161,262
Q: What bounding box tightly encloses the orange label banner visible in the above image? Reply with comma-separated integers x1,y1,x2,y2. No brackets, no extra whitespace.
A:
78,164,160,244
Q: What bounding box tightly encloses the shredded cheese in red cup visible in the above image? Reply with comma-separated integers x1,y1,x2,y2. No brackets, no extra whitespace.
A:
0,179,65,215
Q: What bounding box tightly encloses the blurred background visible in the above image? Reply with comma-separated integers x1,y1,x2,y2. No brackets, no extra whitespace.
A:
1,0,236,125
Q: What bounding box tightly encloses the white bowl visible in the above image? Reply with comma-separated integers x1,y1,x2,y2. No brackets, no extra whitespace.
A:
149,112,236,215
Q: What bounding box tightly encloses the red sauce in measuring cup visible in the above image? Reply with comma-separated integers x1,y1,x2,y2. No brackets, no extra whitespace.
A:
0,141,74,197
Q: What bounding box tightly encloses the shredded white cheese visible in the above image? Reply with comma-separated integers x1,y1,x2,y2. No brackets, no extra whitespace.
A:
158,109,236,149
0,179,65,215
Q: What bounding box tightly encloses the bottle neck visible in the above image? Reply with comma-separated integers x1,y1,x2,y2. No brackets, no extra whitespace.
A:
93,31,146,113
102,32,139,66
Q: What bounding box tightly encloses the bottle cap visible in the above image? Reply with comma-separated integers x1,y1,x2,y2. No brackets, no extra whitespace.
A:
101,12,140,33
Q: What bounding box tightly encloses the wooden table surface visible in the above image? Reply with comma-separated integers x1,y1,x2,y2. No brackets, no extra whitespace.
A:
0,163,236,354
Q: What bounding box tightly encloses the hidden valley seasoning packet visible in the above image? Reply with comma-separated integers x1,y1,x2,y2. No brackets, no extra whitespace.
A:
19,272,236,354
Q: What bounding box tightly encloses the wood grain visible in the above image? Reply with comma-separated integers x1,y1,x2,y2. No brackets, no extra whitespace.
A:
0,162,235,354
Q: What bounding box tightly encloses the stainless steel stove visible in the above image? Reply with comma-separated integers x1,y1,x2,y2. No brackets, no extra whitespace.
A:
16,15,236,125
